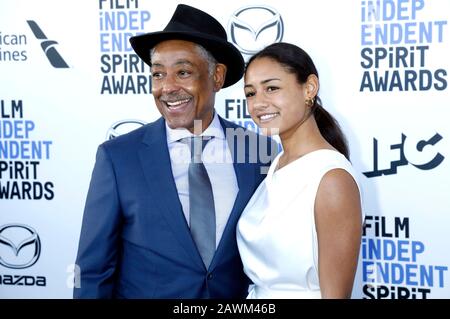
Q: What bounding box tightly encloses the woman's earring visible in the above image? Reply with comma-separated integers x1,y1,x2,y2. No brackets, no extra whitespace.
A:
305,97,315,107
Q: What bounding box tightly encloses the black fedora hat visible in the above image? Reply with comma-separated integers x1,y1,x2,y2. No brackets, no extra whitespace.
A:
129,4,244,88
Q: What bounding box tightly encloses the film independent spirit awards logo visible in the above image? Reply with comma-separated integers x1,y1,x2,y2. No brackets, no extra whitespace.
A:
228,5,284,55
106,119,147,140
0,224,41,269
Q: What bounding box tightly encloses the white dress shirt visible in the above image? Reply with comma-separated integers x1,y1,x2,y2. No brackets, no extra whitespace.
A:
166,112,239,247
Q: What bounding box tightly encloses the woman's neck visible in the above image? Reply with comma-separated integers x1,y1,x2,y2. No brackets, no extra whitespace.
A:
278,117,332,169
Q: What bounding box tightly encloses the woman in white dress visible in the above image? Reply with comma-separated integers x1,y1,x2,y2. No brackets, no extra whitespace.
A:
237,42,364,299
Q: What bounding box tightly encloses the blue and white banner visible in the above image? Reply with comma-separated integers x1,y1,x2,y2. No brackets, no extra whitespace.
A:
1,0,449,298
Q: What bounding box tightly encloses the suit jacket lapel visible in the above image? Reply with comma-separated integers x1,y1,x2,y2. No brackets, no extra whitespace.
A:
138,118,204,269
210,117,256,269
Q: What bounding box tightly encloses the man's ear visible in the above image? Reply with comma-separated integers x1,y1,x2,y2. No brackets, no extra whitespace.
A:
213,64,227,92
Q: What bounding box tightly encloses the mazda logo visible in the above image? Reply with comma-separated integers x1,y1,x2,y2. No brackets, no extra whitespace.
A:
106,119,147,140
228,5,284,55
0,224,41,269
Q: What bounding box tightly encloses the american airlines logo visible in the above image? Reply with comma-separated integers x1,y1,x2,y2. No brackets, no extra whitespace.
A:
228,5,284,55
27,20,69,68
0,224,41,269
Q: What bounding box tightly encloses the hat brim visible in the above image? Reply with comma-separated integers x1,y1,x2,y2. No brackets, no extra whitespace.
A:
130,31,244,88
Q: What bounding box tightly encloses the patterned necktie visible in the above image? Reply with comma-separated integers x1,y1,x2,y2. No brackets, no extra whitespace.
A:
180,136,216,268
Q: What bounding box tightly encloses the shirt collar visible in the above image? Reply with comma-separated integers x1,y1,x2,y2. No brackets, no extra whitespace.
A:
166,111,225,144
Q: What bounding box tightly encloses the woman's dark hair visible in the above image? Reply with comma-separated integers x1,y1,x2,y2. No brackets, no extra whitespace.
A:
245,42,349,159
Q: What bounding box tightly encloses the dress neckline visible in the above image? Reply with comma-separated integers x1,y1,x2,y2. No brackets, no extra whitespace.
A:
270,148,342,177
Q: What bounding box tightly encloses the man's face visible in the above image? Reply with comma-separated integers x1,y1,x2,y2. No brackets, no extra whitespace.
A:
150,40,226,133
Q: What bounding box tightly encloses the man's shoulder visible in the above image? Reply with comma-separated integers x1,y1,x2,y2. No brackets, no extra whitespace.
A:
100,117,164,152
218,116,241,130
219,116,269,141
222,117,274,139
218,116,279,165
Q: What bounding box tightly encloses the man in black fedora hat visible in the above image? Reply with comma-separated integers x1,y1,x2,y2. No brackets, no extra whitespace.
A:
74,4,276,298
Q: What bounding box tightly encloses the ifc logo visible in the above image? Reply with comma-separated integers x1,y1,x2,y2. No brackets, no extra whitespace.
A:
0,224,41,269
106,119,147,140
228,5,284,56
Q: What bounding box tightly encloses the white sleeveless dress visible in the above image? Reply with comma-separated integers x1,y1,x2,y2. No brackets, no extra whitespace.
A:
236,149,363,299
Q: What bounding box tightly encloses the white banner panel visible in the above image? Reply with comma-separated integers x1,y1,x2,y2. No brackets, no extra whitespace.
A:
1,0,449,298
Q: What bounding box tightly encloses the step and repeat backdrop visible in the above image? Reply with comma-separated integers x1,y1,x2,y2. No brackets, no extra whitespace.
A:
1,0,449,298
